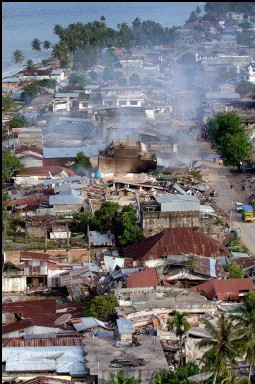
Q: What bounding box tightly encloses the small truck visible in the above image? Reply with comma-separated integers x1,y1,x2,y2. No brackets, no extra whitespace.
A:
242,205,255,222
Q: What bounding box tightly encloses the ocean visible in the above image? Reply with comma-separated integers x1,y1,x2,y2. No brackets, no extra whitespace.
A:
2,2,204,77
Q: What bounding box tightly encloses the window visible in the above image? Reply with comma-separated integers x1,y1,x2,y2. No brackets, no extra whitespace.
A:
130,100,138,106
118,101,127,106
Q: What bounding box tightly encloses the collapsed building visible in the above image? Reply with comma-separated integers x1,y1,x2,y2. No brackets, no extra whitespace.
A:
98,139,157,174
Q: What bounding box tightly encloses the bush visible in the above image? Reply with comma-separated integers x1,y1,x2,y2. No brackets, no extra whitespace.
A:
83,295,118,321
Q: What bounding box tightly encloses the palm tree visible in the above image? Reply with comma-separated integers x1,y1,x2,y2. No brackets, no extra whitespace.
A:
151,369,169,384
231,292,255,383
31,38,41,51
25,59,36,70
12,49,24,64
107,371,139,384
197,313,241,384
43,40,51,50
167,310,191,367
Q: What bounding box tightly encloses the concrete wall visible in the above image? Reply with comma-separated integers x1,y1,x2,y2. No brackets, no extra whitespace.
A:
2,271,27,292
142,210,200,237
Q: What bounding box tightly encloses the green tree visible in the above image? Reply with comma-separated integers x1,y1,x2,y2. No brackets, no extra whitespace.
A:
219,131,252,171
31,38,41,51
116,205,143,247
69,72,86,86
2,152,26,183
25,59,36,70
152,362,200,384
178,52,196,64
208,112,245,144
12,49,24,64
3,262,21,271
10,116,25,128
2,95,16,112
236,80,255,97
107,371,139,384
227,262,244,279
231,292,255,383
167,310,191,367
43,40,51,50
21,82,41,104
84,295,118,321
74,152,91,167
197,313,241,384
187,11,199,23
90,202,119,231
71,210,91,233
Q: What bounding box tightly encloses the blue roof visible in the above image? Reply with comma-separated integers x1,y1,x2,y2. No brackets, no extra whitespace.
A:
117,319,134,334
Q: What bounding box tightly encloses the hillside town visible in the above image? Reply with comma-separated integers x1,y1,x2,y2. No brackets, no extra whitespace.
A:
2,2,255,384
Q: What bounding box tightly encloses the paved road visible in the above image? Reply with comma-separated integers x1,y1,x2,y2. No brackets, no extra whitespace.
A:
198,140,255,255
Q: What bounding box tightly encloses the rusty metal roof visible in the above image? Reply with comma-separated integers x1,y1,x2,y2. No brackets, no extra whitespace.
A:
3,338,83,347
3,299,58,328
127,268,159,288
14,376,74,384
123,228,231,261
193,278,255,301
3,319,34,335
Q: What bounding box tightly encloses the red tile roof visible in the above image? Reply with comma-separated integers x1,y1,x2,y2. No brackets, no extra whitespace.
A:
3,337,83,347
127,268,159,288
193,278,255,301
19,166,76,177
2,319,34,335
123,228,231,261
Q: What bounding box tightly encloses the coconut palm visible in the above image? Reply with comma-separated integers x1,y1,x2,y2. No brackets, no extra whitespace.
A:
197,313,241,384
107,371,139,384
151,369,169,384
25,59,36,70
12,49,24,64
43,40,51,50
167,310,191,367
31,38,41,51
231,292,255,384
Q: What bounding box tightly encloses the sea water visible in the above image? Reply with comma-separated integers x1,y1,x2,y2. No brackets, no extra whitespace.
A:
2,2,204,77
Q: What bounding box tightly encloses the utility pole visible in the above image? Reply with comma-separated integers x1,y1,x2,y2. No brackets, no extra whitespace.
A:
44,220,48,251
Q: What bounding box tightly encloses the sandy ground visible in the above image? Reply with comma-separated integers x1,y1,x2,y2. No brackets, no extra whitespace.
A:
197,139,255,255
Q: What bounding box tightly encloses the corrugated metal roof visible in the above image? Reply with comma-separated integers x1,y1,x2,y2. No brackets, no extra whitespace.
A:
117,319,134,334
55,93,79,98
49,189,83,205
3,338,83,347
127,268,159,288
155,194,199,203
123,228,231,261
43,176,83,186
205,92,240,99
3,319,34,335
104,256,124,272
89,231,115,247
70,317,109,332
12,376,74,384
231,252,249,258
43,146,98,159
3,346,86,375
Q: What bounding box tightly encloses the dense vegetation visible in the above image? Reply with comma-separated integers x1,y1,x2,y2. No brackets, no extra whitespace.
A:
83,294,118,321
90,202,143,247
207,112,252,171
2,152,26,183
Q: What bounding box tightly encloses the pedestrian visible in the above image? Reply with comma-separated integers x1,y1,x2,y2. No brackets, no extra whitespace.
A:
242,184,245,191
230,184,233,189
213,157,216,162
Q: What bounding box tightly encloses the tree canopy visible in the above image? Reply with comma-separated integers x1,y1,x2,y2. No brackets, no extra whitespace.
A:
72,152,92,176
207,112,252,170
21,82,41,104
226,262,244,279
83,295,118,321
2,152,26,183
2,95,17,112
10,116,25,129
12,49,24,64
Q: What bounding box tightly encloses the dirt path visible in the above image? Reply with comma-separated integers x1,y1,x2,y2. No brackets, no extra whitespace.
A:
197,140,255,255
